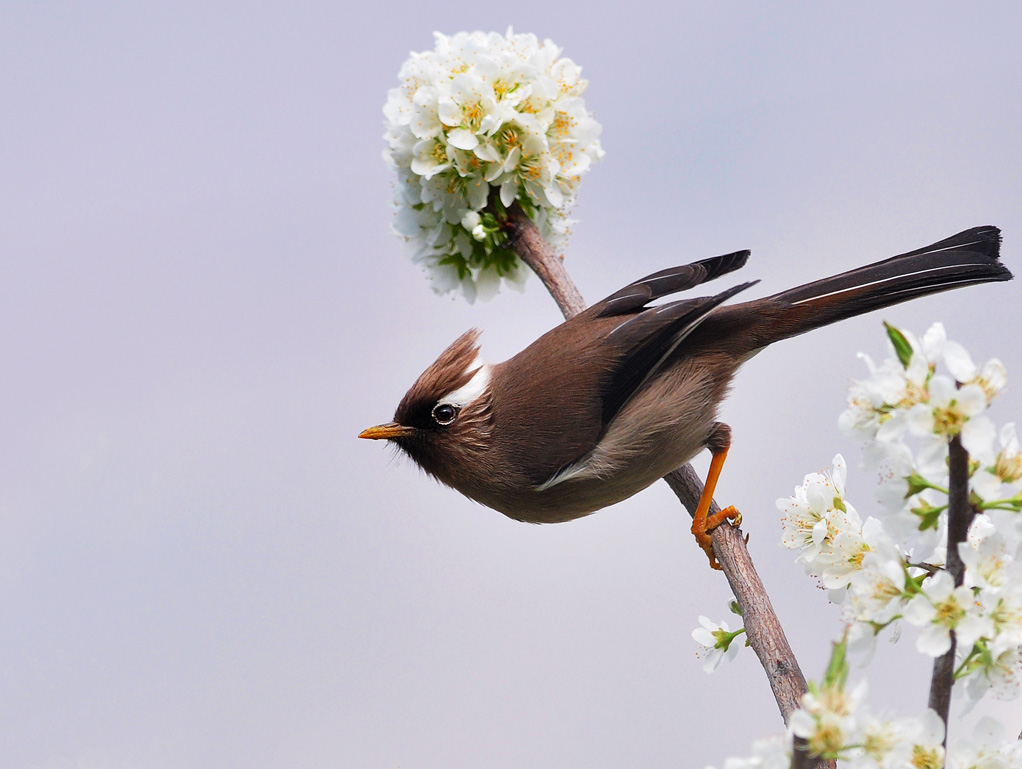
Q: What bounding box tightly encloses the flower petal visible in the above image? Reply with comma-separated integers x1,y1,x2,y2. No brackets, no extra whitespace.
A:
942,340,976,382
447,128,479,151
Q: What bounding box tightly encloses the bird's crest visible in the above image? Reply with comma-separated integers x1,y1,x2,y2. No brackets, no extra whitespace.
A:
395,329,486,426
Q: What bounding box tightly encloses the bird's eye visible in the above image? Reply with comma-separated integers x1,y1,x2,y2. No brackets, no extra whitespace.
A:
431,403,459,425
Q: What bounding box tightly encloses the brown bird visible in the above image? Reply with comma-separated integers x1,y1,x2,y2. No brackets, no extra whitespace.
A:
360,226,1010,567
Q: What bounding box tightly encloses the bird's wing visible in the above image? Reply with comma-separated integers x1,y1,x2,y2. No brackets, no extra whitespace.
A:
494,253,755,487
587,250,750,318
597,281,757,427
533,281,758,492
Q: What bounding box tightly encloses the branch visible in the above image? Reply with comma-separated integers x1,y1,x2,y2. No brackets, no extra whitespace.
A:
791,738,832,769
499,202,812,725
928,433,976,742
500,202,587,317
665,467,811,722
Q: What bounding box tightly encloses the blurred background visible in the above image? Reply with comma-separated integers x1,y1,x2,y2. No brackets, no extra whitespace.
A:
2,2,1020,767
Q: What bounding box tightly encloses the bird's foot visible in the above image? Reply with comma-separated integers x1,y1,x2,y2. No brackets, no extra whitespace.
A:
692,505,742,570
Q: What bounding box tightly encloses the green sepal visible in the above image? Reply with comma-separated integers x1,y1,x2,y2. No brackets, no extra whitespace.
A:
438,252,470,280
712,625,746,652
884,322,914,369
904,472,947,498
911,499,945,531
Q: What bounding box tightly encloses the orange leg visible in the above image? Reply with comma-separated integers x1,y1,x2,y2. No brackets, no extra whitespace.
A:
691,429,742,570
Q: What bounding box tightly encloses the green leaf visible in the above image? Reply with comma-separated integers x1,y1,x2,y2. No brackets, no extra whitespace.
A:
517,187,538,219
821,634,849,691
884,322,914,369
490,247,519,275
902,566,929,595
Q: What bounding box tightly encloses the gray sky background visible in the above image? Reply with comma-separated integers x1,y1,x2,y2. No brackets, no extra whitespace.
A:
3,2,1021,767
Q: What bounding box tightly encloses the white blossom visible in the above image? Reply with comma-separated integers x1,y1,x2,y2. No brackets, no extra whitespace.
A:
946,716,1022,769
790,679,867,758
383,29,604,301
909,709,948,769
962,639,1022,704
903,571,993,657
847,546,909,626
839,352,916,440
847,711,919,769
777,455,859,572
960,516,1014,593
940,336,1009,405
978,588,1022,648
907,375,996,455
815,516,895,591
706,736,791,769
692,615,742,672
972,423,1022,506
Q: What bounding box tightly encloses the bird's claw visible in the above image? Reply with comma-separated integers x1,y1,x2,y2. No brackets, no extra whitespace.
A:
692,505,742,570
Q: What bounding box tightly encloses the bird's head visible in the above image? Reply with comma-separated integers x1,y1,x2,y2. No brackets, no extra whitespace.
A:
359,329,494,487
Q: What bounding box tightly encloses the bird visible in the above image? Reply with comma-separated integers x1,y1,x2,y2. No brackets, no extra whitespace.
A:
360,226,1011,567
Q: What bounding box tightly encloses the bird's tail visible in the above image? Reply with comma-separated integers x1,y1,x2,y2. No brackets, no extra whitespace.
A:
727,226,1011,350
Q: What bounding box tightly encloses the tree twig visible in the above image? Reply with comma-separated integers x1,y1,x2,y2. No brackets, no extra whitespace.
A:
665,466,811,722
499,202,812,725
928,434,975,743
500,202,587,316
791,738,827,769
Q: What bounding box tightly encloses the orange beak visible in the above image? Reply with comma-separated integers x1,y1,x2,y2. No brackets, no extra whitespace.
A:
358,421,416,440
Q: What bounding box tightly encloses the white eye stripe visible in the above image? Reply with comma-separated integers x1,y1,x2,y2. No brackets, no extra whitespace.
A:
438,358,491,409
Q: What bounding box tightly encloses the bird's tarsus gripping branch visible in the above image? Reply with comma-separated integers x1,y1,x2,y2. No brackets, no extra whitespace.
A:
691,423,742,570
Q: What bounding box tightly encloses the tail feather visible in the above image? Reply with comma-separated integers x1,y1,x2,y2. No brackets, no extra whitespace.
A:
767,226,1010,336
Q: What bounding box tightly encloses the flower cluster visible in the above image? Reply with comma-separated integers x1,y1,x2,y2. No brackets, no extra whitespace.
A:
840,323,1017,530
777,453,884,597
383,29,604,301
701,323,1022,767
789,685,947,768
775,324,1022,693
709,638,1022,769
717,705,1022,769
